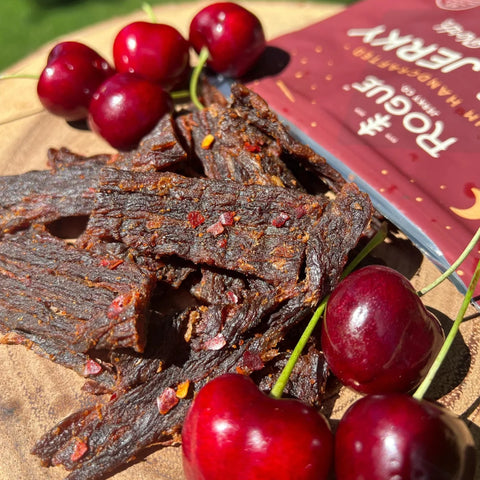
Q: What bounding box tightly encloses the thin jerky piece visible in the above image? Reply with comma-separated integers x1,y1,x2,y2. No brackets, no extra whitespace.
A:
112,114,189,172
176,102,302,189
0,328,116,393
0,161,104,236
0,227,155,353
80,168,328,286
230,83,346,193
47,147,111,171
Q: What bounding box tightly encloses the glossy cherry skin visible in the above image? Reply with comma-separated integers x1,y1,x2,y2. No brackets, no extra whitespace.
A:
335,394,476,480
37,42,114,121
321,265,444,394
88,73,172,150
182,373,333,480
189,2,266,77
113,21,190,91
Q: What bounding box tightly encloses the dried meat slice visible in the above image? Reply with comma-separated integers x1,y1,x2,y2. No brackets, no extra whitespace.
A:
80,168,328,287
46,147,111,171
112,114,190,172
229,83,346,193
0,328,116,394
0,161,104,236
0,227,155,353
175,98,302,189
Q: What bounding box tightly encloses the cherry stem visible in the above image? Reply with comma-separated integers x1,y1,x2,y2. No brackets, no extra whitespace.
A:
269,223,388,400
189,46,210,110
417,226,480,297
142,2,158,23
170,89,191,101
0,73,39,81
413,257,480,401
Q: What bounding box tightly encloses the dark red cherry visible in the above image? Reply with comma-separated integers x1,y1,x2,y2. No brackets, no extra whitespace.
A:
113,21,190,91
321,265,444,394
189,2,266,77
46,41,113,74
37,45,114,121
182,373,333,480
88,73,172,150
335,394,476,480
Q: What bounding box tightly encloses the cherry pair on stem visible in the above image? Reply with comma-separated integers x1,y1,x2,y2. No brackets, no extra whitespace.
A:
182,226,480,480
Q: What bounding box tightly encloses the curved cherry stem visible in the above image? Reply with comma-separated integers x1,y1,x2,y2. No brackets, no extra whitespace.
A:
413,258,480,401
417,227,480,297
189,46,209,110
270,223,388,399
142,2,158,23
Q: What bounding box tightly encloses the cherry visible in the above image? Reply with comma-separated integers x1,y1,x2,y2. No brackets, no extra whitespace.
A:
182,373,333,480
335,393,476,480
189,2,266,77
88,72,172,150
321,265,445,395
37,42,114,121
113,21,190,91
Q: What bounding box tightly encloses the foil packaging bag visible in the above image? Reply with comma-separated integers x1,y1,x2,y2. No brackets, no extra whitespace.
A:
244,0,480,305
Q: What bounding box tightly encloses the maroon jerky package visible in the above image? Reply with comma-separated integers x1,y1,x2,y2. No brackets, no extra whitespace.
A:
245,0,480,305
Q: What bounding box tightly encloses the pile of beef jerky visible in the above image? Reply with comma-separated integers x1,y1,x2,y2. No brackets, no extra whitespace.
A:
0,83,373,480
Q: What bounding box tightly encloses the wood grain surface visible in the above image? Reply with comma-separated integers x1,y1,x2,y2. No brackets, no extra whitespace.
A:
0,2,479,480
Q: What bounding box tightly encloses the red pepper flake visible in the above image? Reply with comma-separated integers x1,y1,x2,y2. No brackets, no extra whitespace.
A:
295,205,307,219
202,333,227,351
188,211,205,228
107,293,133,319
271,212,290,228
206,220,224,236
244,141,261,153
81,187,96,198
70,439,88,462
217,238,227,248
100,258,124,270
151,140,176,152
241,350,265,372
219,211,236,226
156,387,179,415
226,290,239,304
83,359,102,376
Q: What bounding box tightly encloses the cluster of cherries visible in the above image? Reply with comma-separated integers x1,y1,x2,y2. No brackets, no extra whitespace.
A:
182,243,479,479
36,2,266,150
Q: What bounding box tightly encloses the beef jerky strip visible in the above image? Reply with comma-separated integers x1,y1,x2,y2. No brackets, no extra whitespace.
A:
175,95,302,189
0,160,104,236
31,182,372,480
48,115,189,175
0,227,155,353
111,114,190,173
47,147,111,171
80,168,329,287
0,327,116,394
229,83,346,193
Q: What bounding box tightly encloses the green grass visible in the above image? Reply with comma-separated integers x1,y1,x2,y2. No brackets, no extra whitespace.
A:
0,0,352,72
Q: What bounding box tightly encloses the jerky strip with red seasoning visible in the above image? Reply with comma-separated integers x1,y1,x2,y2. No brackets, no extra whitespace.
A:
80,168,328,287
0,227,155,353
0,161,104,236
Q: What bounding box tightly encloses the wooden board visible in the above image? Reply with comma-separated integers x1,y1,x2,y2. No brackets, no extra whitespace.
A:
0,2,479,480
